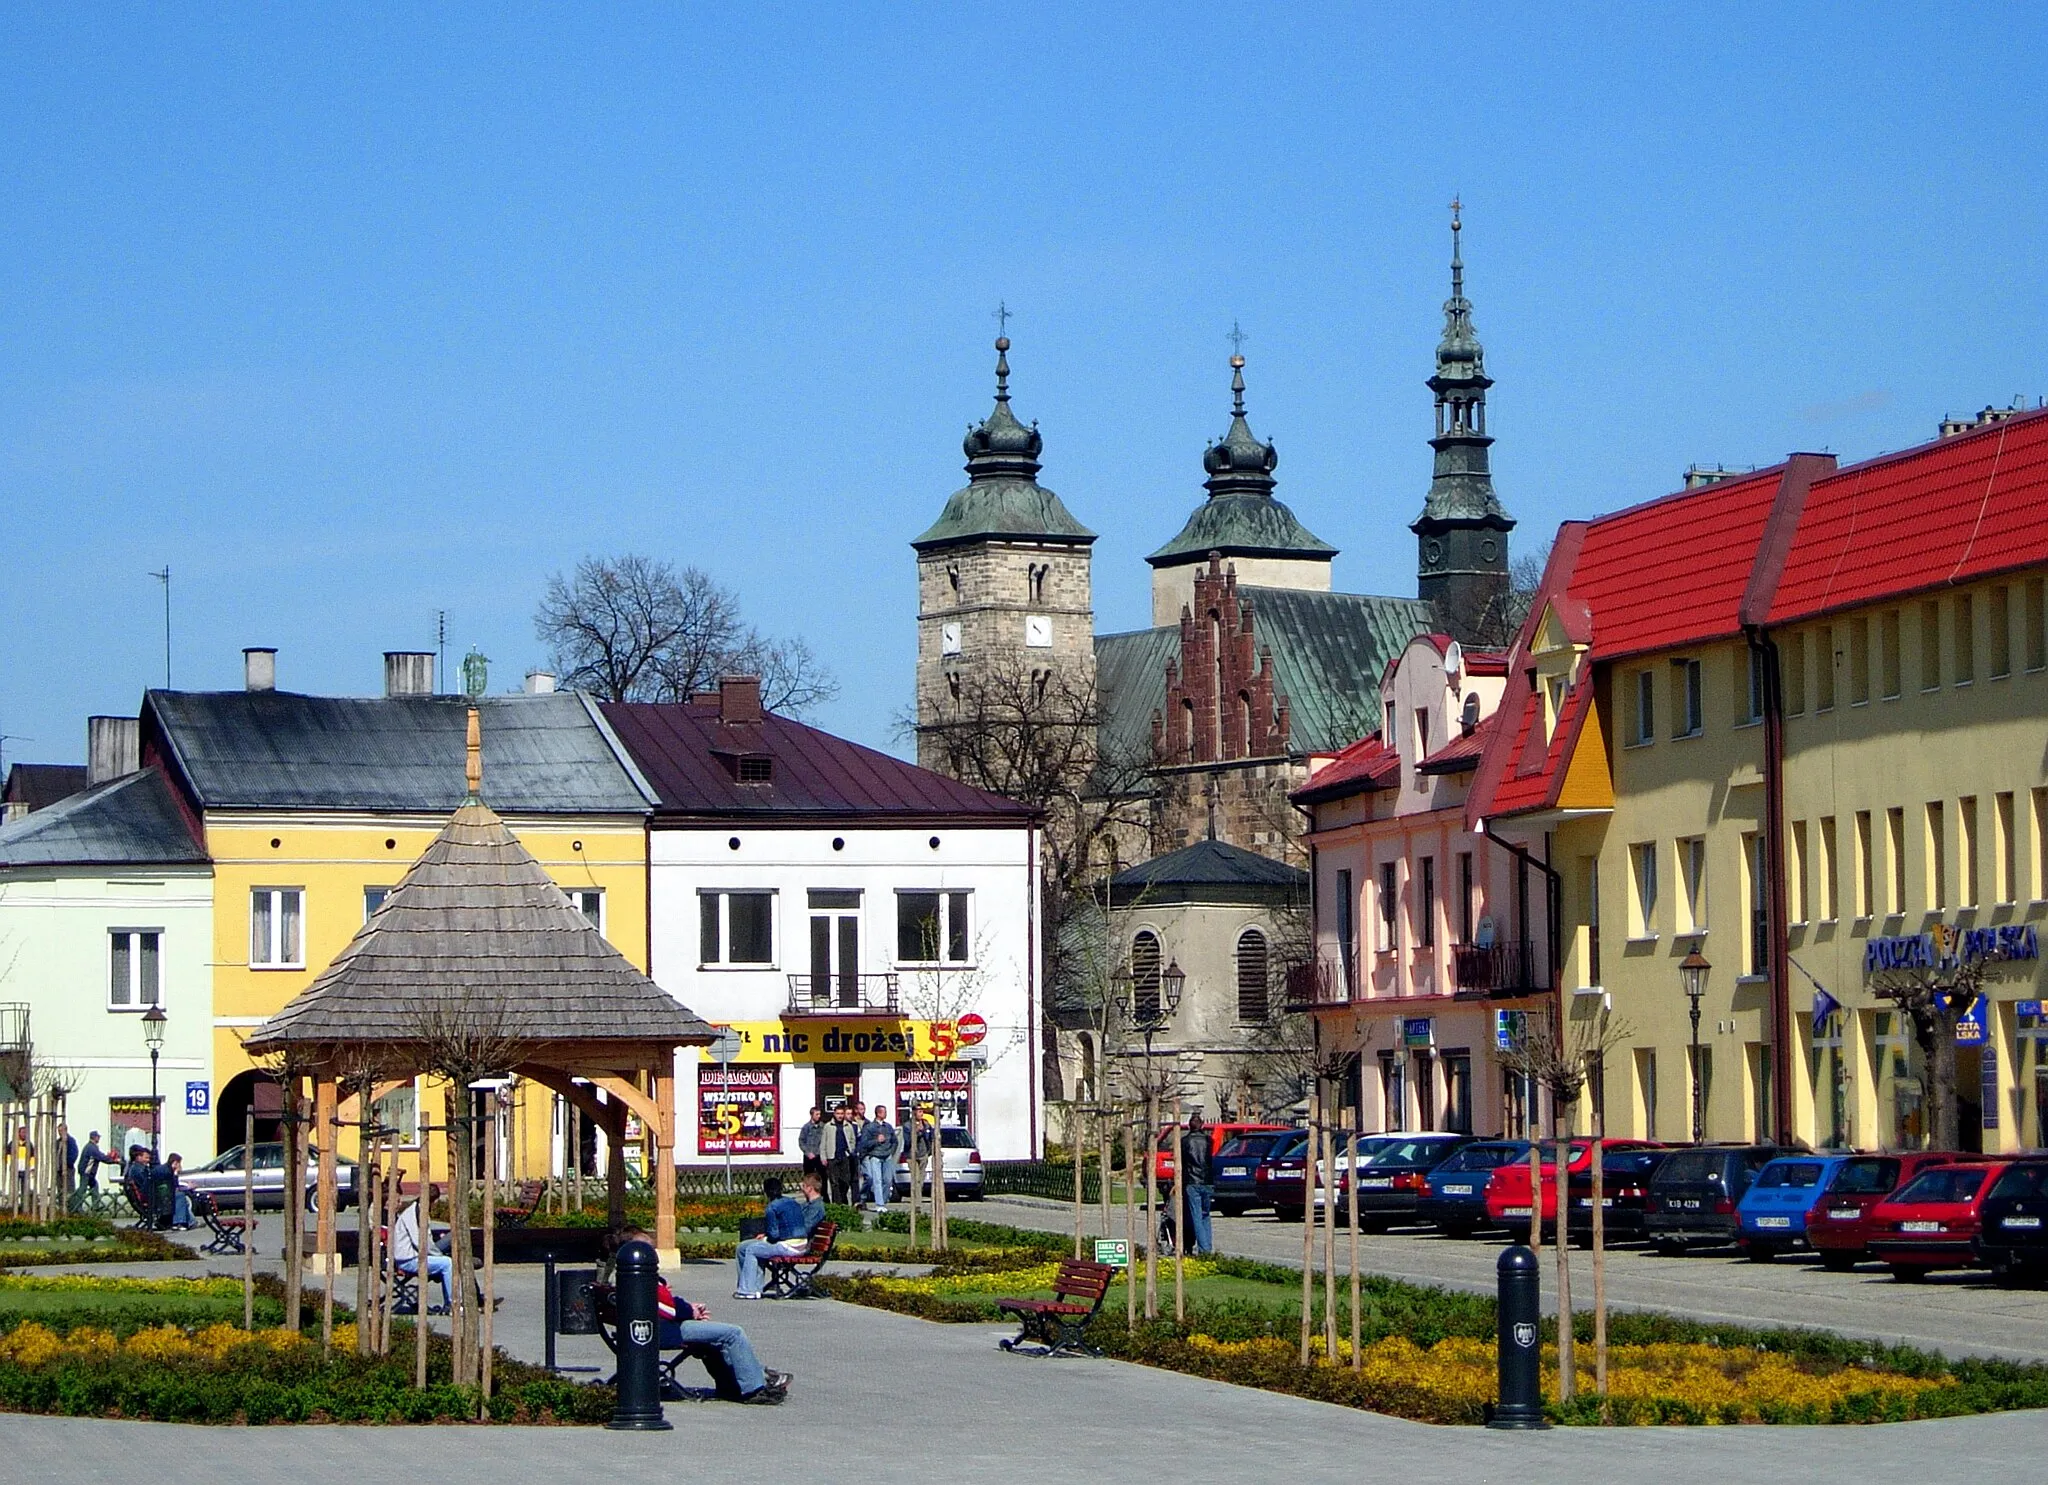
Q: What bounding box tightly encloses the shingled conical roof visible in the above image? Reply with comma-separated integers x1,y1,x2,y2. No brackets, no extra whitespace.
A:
247,798,713,1051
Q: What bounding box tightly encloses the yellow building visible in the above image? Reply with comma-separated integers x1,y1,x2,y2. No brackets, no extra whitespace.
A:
1470,408,2048,1152
141,652,657,1177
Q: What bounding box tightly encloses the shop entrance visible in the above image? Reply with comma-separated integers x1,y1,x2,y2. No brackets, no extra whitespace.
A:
1956,1045,1984,1154
815,1063,861,1114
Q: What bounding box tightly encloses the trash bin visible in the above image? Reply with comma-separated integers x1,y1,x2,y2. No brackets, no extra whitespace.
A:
555,1267,600,1336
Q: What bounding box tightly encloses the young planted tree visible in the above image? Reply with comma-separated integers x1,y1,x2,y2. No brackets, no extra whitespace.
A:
895,922,1008,1254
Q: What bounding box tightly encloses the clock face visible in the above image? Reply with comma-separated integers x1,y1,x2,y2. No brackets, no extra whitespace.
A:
941,621,962,656
1024,614,1053,649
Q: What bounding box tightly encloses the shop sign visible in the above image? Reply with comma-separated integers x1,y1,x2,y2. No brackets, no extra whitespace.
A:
184,1082,210,1115
1864,922,2039,975
895,1061,972,1128
1954,995,1989,1047
1093,1238,1130,1270
1403,1017,1435,1049
1493,1010,1527,1052
716,1018,964,1063
698,1065,781,1155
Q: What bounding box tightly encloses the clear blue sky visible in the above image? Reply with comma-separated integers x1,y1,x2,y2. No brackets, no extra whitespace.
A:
4,6,2042,769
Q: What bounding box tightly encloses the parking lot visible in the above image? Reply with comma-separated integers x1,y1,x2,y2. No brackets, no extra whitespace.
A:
974,1196,2048,1364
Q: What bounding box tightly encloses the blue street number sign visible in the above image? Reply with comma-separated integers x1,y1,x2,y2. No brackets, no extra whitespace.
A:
184,1082,210,1114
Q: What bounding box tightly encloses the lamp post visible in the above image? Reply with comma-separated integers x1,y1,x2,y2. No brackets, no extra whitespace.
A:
1678,949,1709,1146
141,1006,168,1159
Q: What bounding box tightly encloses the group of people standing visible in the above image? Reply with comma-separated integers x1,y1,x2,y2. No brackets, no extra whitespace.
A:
796,1103,903,1212
6,1125,179,1221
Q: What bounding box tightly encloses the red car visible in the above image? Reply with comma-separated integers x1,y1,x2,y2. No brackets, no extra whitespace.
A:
1153,1121,1289,1186
1485,1139,1661,1239
1805,1152,1964,1270
1865,1161,2009,1280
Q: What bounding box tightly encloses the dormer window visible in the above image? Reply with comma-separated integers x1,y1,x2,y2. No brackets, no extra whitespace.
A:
738,755,774,783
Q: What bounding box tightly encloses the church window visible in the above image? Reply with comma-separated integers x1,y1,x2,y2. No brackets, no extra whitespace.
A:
1180,699,1196,759
947,562,960,596
1130,930,1163,1022
1235,929,1270,1023
1238,691,1253,754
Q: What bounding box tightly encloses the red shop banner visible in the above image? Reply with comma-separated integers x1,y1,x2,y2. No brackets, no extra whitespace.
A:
698,1064,781,1155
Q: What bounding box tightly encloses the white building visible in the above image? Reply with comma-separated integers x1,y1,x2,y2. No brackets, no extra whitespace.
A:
0,724,215,1170
604,678,1043,1164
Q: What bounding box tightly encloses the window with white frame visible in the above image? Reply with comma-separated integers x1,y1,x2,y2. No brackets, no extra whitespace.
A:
250,888,304,968
897,890,971,964
1631,670,1655,745
1671,657,1703,738
108,929,162,1010
1677,837,1707,934
363,886,392,922
1378,861,1399,951
563,887,604,931
699,890,776,966
1629,843,1659,938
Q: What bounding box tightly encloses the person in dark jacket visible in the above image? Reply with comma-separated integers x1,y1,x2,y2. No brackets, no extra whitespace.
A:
825,1107,859,1206
734,1171,825,1299
856,1105,899,1212
71,1132,106,1212
797,1107,827,1181
1178,1112,1215,1255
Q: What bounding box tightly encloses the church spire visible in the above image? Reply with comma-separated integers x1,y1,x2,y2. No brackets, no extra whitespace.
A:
1202,339,1279,500
1413,201,1515,643
960,331,1044,482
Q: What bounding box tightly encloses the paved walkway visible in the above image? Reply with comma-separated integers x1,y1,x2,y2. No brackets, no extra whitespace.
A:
982,1196,2048,1363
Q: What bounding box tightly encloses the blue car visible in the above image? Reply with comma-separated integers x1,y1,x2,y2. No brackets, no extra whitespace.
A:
1212,1130,1292,1216
1735,1154,1851,1259
1416,1140,1529,1237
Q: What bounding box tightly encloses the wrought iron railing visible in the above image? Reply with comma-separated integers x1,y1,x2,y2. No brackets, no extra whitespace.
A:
784,972,901,1015
1283,954,1357,1008
1450,940,1542,995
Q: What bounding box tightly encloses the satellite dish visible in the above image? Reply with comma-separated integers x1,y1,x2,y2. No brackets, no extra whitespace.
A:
1444,640,1464,682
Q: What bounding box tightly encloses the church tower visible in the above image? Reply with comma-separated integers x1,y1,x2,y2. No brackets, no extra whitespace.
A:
1412,202,1515,643
913,335,1097,776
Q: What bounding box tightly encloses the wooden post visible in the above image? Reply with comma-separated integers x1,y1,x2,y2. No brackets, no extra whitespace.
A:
242,1110,255,1331
1556,1107,1574,1401
1071,1107,1085,1260
314,1074,339,1285
1593,1120,1608,1398
1321,1118,1337,1362
481,1104,497,1410
650,1065,677,1261
283,1077,304,1336
1346,1107,1360,1370
355,1091,373,1351
1098,1106,1112,1239
604,1097,628,1236
568,1101,582,1213
1170,1088,1184,1326
1122,1114,1135,1331
1299,1082,1317,1367
1142,1086,1157,1320
415,1114,432,1390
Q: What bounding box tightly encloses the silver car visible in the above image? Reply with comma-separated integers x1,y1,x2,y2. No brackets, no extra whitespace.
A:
892,1126,984,1200
181,1143,359,1211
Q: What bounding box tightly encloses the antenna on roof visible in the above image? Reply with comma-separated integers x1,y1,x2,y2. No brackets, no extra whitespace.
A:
436,610,448,695
149,567,171,688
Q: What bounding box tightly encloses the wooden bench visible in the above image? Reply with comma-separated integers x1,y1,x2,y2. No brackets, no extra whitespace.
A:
498,1180,547,1229
591,1282,736,1401
192,1189,247,1255
997,1259,1116,1357
122,1177,165,1231
761,1220,839,1300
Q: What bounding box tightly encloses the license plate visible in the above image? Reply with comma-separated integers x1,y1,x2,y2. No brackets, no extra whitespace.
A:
1442,1183,1473,1195
1827,1208,1860,1220
1222,1166,1247,1177
1504,1205,1531,1217
1573,1197,1591,1207
1756,1216,1791,1229
1680,1199,1701,1209
1274,1170,1301,1180
1360,1178,1392,1189
2005,1215,2043,1229
1901,1220,1942,1233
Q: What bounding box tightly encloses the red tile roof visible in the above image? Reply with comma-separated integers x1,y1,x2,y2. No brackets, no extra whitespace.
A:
1415,713,1497,775
1290,735,1398,806
602,701,1037,823
1767,407,2048,624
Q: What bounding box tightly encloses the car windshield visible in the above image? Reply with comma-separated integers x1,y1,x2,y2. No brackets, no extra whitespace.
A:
1273,1133,1310,1160
1653,1151,1720,1184
939,1128,974,1149
1440,1143,1525,1171
1987,1164,2048,1200
1365,1138,1460,1166
1218,1135,1279,1159
1892,1167,1993,1204
1601,1151,1666,1177
1756,1162,1826,1189
1828,1158,1901,1195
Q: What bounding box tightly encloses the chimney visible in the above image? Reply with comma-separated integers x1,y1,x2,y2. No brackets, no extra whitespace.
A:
384,651,435,698
523,669,556,695
87,716,140,787
243,647,277,692
718,675,763,725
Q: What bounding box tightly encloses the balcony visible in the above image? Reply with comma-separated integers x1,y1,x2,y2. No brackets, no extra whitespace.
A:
784,973,901,1016
1451,941,1544,997
1284,955,1357,1009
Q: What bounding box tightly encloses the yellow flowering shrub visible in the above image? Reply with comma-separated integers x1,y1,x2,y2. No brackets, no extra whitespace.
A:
0,1319,318,1371
866,1259,1221,1297
0,1274,242,1298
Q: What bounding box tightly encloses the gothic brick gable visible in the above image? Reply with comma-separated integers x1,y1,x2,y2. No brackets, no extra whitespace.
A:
1151,555,1291,765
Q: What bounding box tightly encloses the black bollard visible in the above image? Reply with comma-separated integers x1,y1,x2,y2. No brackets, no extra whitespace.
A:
607,1239,672,1431
1488,1243,1549,1430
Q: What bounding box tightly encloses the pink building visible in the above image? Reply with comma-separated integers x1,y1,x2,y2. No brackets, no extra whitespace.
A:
1291,634,1554,1136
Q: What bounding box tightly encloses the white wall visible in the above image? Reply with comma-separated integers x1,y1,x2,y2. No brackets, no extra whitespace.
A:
0,868,215,1166
648,823,1041,1163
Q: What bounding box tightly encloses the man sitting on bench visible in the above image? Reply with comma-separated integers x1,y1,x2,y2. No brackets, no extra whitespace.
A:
612,1229,791,1404
391,1182,454,1314
734,1170,825,1300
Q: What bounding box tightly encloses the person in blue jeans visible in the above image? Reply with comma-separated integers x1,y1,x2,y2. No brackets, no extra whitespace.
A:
857,1105,899,1212
614,1230,790,1404
1178,1112,1215,1255
734,1170,825,1298
391,1183,454,1312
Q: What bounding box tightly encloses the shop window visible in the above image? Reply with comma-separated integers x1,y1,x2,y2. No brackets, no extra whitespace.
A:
108,929,162,1010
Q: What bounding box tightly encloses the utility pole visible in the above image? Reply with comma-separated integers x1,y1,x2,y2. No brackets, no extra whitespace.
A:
149,568,172,687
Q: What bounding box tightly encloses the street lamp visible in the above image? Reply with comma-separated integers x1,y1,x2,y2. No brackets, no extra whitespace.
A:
1678,949,1709,1146
141,1006,168,1159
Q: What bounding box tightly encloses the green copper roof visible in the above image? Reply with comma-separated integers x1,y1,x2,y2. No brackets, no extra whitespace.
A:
1148,355,1337,567
913,337,1096,552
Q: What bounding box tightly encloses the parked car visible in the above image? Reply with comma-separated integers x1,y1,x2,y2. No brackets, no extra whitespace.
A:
1257,1132,1401,1224
183,1144,359,1211
1416,1141,1529,1237
1866,1161,2007,1280
892,1125,983,1200
1805,1152,1964,1270
1643,1144,1779,1252
1316,1134,1478,1231
1487,1139,1662,1241
1975,1159,2048,1286
1213,1131,1293,1216
1735,1155,1852,1259
1565,1147,1675,1247
1153,1121,1290,1186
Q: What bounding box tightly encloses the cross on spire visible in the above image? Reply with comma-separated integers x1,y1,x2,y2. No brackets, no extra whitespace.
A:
993,301,1013,337
1227,320,1249,358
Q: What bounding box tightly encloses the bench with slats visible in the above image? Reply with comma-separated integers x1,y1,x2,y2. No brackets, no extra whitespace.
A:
762,1220,839,1299
997,1259,1116,1357
192,1189,247,1255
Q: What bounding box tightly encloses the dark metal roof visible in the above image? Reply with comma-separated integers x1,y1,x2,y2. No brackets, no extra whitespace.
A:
1108,838,1307,906
145,691,655,815
2,764,88,814
0,769,207,869
602,701,1038,822
248,799,712,1050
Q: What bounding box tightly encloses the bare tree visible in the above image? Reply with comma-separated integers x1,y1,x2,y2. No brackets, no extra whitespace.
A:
534,554,838,715
1870,957,1986,1153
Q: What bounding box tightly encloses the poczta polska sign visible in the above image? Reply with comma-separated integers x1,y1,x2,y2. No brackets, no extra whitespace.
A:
1863,922,2040,975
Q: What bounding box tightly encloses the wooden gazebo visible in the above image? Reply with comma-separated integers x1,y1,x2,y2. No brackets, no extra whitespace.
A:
246,714,714,1263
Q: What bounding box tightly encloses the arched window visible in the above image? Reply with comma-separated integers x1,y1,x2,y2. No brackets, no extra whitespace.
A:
1209,612,1225,759
1180,698,1197,760
1236,928,1270,1023
1131,930,1163,1023
1238,690,1254,755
